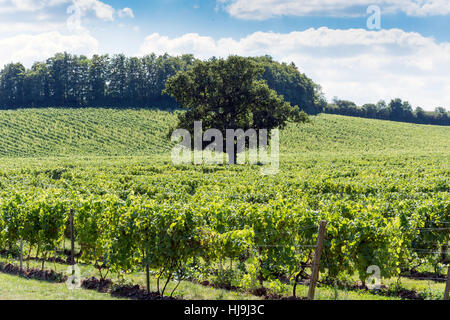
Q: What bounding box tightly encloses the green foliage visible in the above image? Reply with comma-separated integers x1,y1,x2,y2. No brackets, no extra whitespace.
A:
0,53,321,117
0,111,448,297
252,56,323,115
327,98,449,126
0,108,176,157
164,55,308,137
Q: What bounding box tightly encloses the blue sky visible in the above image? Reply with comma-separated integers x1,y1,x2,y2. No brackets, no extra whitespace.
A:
108,0,450,41
1,0,450,110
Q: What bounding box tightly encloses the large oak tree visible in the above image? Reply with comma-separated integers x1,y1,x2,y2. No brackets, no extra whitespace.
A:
164,55,308,163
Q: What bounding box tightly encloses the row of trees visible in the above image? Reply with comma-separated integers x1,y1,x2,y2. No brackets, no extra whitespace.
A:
0,53,196,109
328,98,450,126
0,53,323,114
1,52,447,126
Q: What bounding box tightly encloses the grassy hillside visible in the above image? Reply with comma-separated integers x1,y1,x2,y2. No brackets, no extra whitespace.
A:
0,108,448,301
0,108,176,157
283,114,450,154
0,108,448,157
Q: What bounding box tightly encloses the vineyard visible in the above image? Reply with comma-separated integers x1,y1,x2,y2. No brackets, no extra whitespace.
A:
0,108,175,157
0,108,449,300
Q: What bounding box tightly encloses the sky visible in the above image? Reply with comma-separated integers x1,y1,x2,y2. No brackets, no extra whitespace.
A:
1,0,450,110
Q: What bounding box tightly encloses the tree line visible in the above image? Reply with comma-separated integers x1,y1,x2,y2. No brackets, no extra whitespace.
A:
327,98,449,126
0,52,448,126
0,53,323,114
0,53,196,110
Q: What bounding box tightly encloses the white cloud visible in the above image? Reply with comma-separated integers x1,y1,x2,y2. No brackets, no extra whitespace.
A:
0,21,64,33
0,0,131,67
218,0,450,19
67,0,115,32
66,1,136,31
0,31,98,67
0,0,125,32
0,0,122,20
0,0,69,13
138,28,450,110
118,7,134,18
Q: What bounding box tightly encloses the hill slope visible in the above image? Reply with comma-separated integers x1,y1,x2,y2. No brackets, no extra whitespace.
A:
0,108,448,157
0,108,176,157
282,114,450,154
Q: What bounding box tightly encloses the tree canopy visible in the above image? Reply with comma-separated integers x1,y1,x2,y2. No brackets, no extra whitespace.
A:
164,55,308,137
252,56,326,115
327,97,449,126
164,56,307,131
0,52,196,109
0,52,322,115
0,52,447,126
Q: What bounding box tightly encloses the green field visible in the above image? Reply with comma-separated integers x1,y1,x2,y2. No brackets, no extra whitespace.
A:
0,108,175,157
0,108,448,300
0,108,448,156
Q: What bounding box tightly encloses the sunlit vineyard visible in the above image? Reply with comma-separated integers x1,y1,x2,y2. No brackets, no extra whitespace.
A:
0,108,175,157
0,108,448,299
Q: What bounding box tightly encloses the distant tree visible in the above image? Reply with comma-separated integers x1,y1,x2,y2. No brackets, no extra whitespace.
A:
386,98,412,121
154,54,196,108
24,62,50,108
435,107,447,114
331,98,361,116
164,56,308,163
313,84,328,113
434,107,449,124
252,56,322,114
0,63,26,108
88,54,109,106
415,107,426,123
125,57,144,106
362,103,377,118
72,55,90,107
376,100,387,111
333,98,357,109
374,100,389,119
388,98,404,120
402,101,414,121
46,53,72,106
107,54,128,106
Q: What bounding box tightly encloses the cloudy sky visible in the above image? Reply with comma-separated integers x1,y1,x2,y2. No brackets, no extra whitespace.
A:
1,0,450,110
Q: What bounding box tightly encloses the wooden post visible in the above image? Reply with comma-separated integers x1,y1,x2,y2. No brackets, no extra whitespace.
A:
54,247,57,272
445,265,450,300
70,209,75,266
146,263,150,295
308,220,327,300
19,238,23,272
